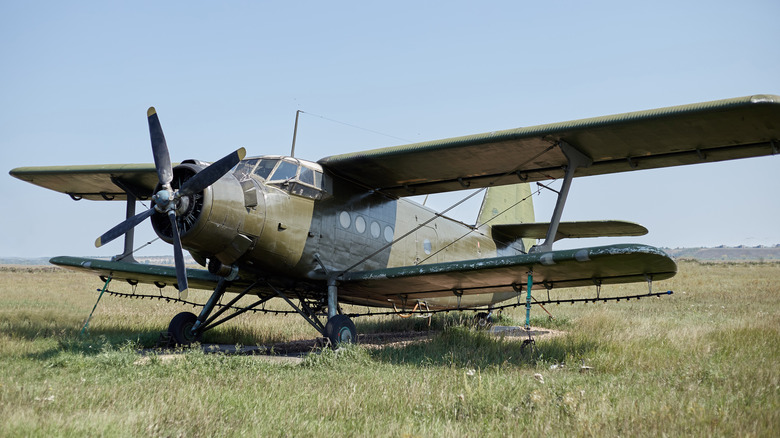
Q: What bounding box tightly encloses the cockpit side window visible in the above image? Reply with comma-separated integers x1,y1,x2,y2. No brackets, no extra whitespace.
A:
298,166,315,185
313,170,324,189
253,159,279,180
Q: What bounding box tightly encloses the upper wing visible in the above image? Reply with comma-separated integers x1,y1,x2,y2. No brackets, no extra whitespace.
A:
337,244,676,308
9,164,161,200
319,94,780,196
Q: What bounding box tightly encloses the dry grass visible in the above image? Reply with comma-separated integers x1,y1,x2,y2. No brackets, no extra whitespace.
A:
0,261,778,436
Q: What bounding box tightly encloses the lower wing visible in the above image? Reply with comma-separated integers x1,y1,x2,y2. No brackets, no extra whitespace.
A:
51,244,675,310
338,244,676,308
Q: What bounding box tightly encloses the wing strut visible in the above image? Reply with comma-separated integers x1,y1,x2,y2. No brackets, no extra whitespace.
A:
117,192,138,263
524,271,533,330
531,141,592,253
108,176,149,263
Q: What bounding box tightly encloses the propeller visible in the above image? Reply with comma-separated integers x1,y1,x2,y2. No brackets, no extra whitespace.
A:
96,107,246,299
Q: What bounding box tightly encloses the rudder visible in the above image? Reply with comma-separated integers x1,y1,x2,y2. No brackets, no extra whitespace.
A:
478,183,536,252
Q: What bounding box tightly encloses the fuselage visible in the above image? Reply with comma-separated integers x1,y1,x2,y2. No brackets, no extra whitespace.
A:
162,155,527,308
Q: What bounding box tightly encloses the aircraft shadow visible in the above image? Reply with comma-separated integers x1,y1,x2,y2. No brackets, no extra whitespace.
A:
367,326,599,369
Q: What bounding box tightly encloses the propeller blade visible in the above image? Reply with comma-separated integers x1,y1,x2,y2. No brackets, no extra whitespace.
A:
178,147,247,197
95,207,155,248
168,210,189,299
147,107,173,186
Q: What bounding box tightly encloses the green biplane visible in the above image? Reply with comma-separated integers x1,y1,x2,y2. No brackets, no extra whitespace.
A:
10,95,780,346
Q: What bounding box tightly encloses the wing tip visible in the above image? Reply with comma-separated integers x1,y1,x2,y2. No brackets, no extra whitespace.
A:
147,107,157,117
750,94,780,105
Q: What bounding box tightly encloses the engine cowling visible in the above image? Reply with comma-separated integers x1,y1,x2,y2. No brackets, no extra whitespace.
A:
151,162,266,266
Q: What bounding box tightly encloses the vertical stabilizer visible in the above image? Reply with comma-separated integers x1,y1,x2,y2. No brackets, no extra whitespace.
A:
478,183,536,252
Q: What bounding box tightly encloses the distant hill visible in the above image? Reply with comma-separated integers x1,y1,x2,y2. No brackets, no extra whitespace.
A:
661,245,780,261
0,255,195,266
3,246,779,266
0,257,53,266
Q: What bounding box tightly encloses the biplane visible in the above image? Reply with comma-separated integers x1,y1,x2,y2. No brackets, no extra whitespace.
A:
10,95,780,346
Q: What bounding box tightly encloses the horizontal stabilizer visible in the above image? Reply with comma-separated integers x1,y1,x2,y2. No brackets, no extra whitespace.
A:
493,220,648,242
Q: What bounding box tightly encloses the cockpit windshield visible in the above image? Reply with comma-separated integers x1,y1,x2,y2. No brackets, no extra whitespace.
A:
253,159,277,180
267,160,298,182
233,156,329,200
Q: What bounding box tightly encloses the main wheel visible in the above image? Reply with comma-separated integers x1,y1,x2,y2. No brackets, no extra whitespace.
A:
168,312,201,345
324,314,357,347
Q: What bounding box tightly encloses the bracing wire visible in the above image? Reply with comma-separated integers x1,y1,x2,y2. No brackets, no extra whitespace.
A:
338,143,559,275
299,110,412,143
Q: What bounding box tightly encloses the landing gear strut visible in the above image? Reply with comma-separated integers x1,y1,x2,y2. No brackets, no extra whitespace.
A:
266,276,357,348
324,277,356,347
165,274,359,348
166,279,273,346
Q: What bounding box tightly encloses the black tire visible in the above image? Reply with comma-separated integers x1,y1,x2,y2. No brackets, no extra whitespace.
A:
324,314,357,347
474,312,493,329
168,312,201,345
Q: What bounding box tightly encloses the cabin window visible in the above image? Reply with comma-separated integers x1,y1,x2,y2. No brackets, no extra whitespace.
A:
355,216,366,234
339,211,351,229
384,225,394,243
370,221,381,238
423,239,432,255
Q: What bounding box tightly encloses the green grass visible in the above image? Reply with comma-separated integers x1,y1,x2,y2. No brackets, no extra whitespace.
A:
0,262,778,436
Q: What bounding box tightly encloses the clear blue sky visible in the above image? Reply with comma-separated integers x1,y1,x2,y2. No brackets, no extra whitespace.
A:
2,1,778,258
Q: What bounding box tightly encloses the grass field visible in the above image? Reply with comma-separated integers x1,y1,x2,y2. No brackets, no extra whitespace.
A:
1,261,778,436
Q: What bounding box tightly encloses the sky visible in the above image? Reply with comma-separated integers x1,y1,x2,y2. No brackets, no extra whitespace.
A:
1,1,778,259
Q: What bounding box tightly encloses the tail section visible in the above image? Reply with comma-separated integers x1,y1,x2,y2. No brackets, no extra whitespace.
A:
478,183,536,252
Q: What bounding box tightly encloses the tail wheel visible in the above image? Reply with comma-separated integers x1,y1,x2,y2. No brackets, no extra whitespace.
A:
474,312,493,329
324,315,357,347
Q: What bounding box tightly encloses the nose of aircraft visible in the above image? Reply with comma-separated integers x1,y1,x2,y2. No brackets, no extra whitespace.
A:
94,107,246,298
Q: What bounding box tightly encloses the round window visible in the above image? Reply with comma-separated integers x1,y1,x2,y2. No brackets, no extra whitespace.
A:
383,225,394,243
370,221,381,238
339,211,351,229
355,216,366,234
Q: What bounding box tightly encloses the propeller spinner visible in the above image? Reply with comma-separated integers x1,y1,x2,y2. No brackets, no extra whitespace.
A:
95,107,246,299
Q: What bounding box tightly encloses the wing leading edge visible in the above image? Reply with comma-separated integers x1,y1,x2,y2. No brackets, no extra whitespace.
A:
50,256,224,290
13,95,778,200
319,94,780,196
